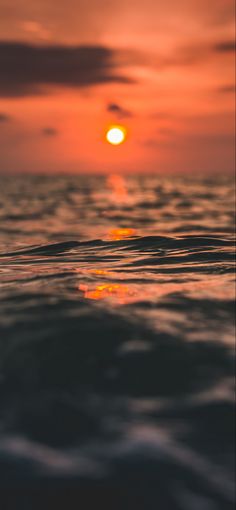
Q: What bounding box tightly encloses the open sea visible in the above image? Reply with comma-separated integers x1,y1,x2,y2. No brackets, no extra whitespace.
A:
0,174,235,509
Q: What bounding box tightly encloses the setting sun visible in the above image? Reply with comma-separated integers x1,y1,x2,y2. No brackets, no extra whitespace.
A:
106,126,126,146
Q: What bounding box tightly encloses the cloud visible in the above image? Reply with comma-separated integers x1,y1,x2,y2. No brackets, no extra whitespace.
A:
42,127,58,136
107,102,133,119
0,112,11,122
0,38,234,99
125,38,235,74
213,40,235,53
165,39,235,67
0,42,133,97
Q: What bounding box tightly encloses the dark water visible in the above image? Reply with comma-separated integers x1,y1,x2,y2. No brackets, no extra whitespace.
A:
0,174,235,509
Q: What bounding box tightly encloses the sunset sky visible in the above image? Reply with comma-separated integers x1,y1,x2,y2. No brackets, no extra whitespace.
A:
0,0,235,174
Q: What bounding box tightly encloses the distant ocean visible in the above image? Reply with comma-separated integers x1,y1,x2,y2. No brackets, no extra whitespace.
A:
0,174,235,509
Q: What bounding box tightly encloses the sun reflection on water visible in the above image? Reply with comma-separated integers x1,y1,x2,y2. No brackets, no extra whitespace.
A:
106,174,129,203
105,174,137,240
109,228,136,240
88,269,110,276
79,282,132,303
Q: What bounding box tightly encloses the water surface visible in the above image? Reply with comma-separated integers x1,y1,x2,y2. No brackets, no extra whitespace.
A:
0,174,235,509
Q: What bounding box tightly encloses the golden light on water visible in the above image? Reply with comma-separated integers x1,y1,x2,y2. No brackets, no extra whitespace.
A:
109,228,136,240
106,126,126,145
79,282,131,302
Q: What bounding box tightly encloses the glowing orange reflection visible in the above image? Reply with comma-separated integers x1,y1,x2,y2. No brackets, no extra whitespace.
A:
88,269,110,276
79,282,131,302
109,228,136,240
106,174,130,205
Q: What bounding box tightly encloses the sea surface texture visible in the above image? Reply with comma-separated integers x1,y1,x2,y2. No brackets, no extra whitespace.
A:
0,174,235,509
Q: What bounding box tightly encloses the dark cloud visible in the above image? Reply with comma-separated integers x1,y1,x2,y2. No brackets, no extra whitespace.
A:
42,127,58,136
0,112,11,122
107,102,133,119
213,40,235,53
0,42,133,97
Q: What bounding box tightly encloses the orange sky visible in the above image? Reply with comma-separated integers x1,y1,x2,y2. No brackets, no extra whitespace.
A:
0,0,235,174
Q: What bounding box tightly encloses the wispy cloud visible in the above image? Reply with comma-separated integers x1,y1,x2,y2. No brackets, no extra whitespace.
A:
151,39,235,69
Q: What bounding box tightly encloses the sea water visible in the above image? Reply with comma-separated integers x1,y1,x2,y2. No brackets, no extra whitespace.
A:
0,174,235,509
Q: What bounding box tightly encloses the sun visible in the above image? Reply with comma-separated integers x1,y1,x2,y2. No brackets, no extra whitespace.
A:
106,126,126,145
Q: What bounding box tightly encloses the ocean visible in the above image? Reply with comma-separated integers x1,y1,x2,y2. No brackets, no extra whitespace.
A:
0,174,235,509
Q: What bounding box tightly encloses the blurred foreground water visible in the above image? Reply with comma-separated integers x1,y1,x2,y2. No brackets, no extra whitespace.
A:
0,174,235,509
